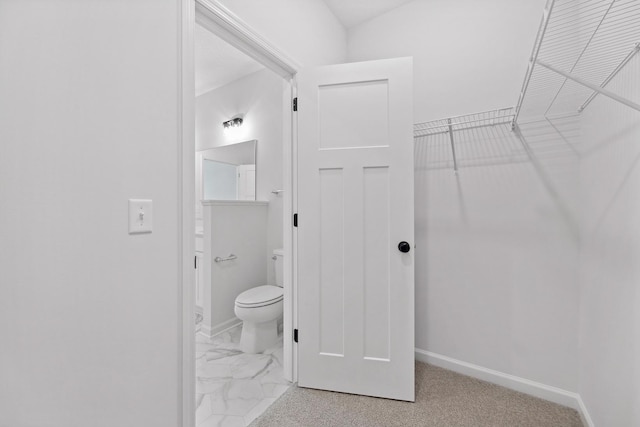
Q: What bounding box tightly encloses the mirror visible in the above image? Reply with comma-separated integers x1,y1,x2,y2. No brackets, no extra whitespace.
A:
201,140,257,201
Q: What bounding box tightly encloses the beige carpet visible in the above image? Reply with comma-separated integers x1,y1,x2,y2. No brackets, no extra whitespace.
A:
249,362,582,427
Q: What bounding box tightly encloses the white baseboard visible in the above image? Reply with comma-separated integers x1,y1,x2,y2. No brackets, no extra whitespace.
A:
415,349,594,427
575,395,595,427
199,317,242,340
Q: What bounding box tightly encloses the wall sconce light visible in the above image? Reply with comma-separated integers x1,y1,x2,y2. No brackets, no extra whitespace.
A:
223,117,243,130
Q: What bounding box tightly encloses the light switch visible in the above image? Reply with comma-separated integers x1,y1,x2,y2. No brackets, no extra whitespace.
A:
128,199,153,234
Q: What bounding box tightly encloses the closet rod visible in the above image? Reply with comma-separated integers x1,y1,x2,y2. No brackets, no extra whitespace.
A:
578,42,640,113
543,0,617,117
536,59,640,113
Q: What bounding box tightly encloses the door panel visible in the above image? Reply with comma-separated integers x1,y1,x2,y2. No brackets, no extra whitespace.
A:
363,166,391,361
318,167,345,356
318,80,389,149
297,57,415,401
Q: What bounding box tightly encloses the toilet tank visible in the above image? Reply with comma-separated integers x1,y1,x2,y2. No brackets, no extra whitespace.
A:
273,248,284,287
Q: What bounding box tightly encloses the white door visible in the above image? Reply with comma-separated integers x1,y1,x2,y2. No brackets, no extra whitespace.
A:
297,57,415,401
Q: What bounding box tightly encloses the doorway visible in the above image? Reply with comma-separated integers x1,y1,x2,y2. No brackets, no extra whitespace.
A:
186,3,298,426
181,3,416,427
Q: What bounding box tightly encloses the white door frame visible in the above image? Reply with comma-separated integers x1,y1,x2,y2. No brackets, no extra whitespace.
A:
179,1,299,426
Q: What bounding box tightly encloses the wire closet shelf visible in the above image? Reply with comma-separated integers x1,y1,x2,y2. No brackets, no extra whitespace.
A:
413,108,515,137
514,0,640,123
414,108,527,173
416,0,640,173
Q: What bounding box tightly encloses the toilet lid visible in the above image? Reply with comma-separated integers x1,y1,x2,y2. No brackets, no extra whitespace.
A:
235,285,283,308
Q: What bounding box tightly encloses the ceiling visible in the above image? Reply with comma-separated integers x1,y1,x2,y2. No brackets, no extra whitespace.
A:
322,0,415,28
194,24,264,96
194,1,414,95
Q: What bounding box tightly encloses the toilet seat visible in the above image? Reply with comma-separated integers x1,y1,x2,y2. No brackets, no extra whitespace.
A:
235,285,283,308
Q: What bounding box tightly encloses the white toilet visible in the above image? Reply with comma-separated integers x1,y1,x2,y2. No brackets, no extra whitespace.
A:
234,248,284,354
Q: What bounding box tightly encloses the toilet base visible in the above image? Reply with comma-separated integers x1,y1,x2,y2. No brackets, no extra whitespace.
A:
240,319,277,354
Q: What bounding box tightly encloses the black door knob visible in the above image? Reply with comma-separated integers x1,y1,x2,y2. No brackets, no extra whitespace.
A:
398,241,411,253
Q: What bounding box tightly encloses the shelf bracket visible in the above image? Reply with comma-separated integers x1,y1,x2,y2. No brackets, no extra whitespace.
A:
536,59,640,113
447,118,458,173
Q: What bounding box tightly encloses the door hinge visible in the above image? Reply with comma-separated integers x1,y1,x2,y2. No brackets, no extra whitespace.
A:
294,329,298,343
194,255,197,269
293,213,298,227
292,97,298,112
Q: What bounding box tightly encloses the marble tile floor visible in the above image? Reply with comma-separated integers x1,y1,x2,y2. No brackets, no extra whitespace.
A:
196,324,290,427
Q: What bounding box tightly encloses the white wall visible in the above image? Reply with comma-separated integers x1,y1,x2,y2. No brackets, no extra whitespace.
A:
217,0,347,67
578,53,640,426
415,125,580,392
0,1,180,426
196,69,284,284
347,0,547,122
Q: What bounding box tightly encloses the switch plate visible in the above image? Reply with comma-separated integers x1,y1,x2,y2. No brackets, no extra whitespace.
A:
128,199,153,234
